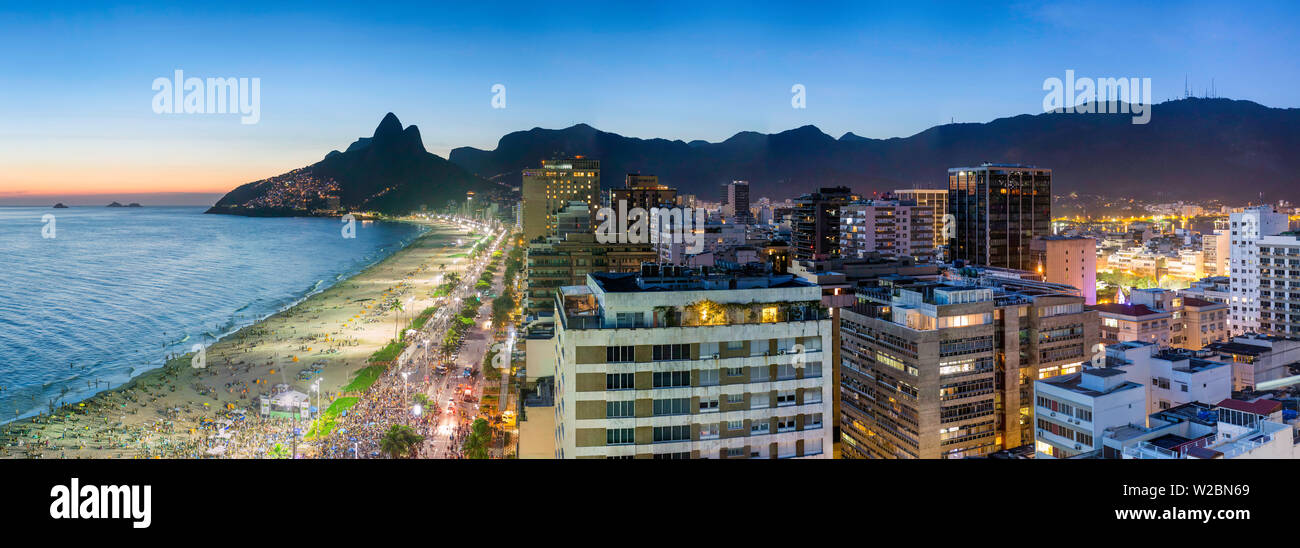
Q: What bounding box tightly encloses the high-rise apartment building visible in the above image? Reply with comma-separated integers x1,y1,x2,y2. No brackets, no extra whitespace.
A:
840,272,1098,458
1227,206,1289,335
792,186,853,261
838,200,936,262
1255,233,1300,337
1031,236,1097,305
551,266,834,459
1203,228,1229,276
948,164,1052,271
521,157,600,242
524,202,657,317
726,180,753,224
894,188,949,251
607,173,676,211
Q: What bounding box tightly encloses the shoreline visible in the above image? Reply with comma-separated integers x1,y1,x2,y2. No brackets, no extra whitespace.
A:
0,216,427,428
1,217,480,458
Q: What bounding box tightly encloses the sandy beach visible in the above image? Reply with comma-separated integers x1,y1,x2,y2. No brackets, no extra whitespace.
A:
0,217,488,459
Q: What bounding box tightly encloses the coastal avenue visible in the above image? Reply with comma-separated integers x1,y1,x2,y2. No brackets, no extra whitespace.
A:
320,214,511,459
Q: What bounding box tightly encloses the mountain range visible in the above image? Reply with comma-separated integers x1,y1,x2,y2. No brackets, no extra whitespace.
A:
209,98,1300,216
448,98,1300,202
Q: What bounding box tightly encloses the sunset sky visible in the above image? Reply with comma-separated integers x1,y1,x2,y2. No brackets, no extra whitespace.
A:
2,0,1298,204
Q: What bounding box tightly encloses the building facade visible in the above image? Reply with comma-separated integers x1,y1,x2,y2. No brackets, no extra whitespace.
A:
521,157,600,243
1256,233,1300,337
839,274,1099,459
948,164,1052,272
792,186,853,261
1227,205,1289,335
839,200,936,262
894,188,948,251
1031,236,1097,305
551,267,835,458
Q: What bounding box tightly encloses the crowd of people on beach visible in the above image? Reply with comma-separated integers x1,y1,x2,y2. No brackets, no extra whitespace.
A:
1,220,504,460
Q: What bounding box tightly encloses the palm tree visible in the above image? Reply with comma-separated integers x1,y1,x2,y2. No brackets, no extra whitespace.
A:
392,299,405,341
462,418,491,459
380,424,424,459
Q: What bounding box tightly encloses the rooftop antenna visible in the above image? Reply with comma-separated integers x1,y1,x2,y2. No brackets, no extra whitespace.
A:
1184,75,1189,99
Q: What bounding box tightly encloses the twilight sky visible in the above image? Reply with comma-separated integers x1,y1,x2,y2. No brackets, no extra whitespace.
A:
2,0,1297,204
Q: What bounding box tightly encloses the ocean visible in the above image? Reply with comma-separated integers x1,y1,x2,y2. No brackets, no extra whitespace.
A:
0,206,425,423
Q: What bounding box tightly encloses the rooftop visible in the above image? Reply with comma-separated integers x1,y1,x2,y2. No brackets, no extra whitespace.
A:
1216,398,1283,416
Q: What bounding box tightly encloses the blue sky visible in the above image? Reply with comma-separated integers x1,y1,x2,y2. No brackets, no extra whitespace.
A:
1,0,1297,202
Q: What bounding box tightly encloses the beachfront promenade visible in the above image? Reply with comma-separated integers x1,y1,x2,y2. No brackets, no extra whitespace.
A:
0,215,516,459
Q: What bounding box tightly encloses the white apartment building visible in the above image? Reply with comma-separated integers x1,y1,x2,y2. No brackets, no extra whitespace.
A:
1228,206,1289,335
1256,233,1300,337
838,200,936,262
551,266,834,459
893,188,948,249
657,221,745,264
1104,341,1232,415
1205,333,1300,390
1033,368,1145,459
1203,229,1229,276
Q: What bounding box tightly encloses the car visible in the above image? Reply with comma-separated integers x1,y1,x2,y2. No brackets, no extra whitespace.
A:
463,367,473,378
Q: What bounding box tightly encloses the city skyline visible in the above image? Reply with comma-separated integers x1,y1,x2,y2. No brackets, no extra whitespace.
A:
3,1,1300,203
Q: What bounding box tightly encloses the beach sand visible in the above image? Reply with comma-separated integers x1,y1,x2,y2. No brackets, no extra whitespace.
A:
0,217,486,459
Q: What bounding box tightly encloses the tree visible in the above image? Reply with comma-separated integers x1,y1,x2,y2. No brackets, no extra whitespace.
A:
380,424,425,459
462,418,491,459
392,299,405,340
267,443,291,459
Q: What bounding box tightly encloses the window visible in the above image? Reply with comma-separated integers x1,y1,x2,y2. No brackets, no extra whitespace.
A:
803,361,822,378
776,363,797,380
653,425,691,442
750,365,770,382
725,366,744,377
606,428,634,445
606,345,634,363
726,340,744,351
806,413,823,429
652,343,689,361
727,420,744,431
699,396,719,412
606,373,634,390
751,421,770,434
776,390,796,406
652,370,691,388
777,417,797,432
761,306,778,323
615,312,645,328
751,392,770,409
607,400,634,418
653,398,690,416
726,393,744,405
700,423,719,439
653,452,690,460
726,447,745,457
803,389,822,404
698,368,720,386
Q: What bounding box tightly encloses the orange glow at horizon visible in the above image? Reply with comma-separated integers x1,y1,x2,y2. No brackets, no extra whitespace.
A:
0,165,274,196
